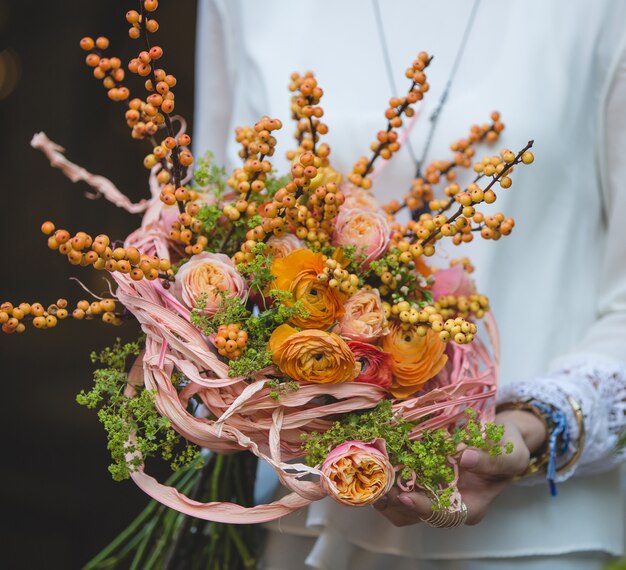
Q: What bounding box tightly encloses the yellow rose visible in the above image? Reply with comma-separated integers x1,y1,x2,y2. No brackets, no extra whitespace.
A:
382,323,448,399
268,324,359,384
271,249,345,329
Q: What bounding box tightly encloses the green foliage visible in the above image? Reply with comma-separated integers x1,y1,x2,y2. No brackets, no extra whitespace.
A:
197,204,224,236
236,243,275,298
190,288,309,378
264,171,291,198
267,378,300,400
301,401,508,509
76,338,201,481
193,151,227,197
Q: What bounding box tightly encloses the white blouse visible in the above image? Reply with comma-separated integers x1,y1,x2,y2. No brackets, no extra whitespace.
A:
194,0,626,563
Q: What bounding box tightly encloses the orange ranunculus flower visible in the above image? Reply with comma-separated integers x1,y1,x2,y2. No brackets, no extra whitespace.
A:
271,249,345,329
382,323,448,399
268,324,359,384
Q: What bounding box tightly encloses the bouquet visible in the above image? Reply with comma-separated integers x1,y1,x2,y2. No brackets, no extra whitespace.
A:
1,1,535,568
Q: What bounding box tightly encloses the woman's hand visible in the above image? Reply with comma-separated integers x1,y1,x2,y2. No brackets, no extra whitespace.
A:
373,409,547,526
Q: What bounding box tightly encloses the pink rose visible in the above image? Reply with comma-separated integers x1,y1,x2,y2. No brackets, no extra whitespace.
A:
173,252,247,314
320,439,395,506
266,234,306,258
431,265,475,301
333,207,390,266
341,183,381,210
348,341,393,390
336,289,388,342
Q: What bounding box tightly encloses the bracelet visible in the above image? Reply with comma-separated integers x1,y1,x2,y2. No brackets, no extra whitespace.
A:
555,395,585,475
497,399,551,476
497,398,569,495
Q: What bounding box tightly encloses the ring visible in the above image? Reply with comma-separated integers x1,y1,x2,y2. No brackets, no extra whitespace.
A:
419,501,468,528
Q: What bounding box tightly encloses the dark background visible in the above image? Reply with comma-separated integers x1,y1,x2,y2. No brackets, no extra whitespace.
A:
0,1,196,567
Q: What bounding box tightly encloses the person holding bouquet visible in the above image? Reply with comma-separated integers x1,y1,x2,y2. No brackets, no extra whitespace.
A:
194,0,626,568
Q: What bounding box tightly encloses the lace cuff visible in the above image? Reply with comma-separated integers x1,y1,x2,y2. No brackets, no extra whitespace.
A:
497,355,626,485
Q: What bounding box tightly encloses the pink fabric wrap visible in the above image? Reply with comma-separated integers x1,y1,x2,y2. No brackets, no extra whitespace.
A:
115,268,498,522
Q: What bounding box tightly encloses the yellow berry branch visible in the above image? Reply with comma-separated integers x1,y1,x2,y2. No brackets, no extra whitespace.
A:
287,73,328,155
220,117,282,252
231,77,337,260
418,140,534,250
382,301,480,345
391,114,505,216
0,298,125,334
349,52,432,190
42,221,174,282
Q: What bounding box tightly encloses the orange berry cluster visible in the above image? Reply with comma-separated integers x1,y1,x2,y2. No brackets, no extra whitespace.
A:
233,150,346,262
0,298,122,334
80,36,130,102
225,117,282,222
287,72,330,157
127,3,193,187
295,177,344,246
81,0,192,209
169,201,214,256
42,222,173,281
212,324,248,359
126,2,160,40
423,113,505,185
381,301,477,345
349,52,431,190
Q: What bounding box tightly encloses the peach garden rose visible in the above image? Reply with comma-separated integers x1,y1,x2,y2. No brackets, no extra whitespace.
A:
320,439,395,506
266,234,306,258
333,206,390,266
172,252,247,315
336,289,388,343
340,183,381,210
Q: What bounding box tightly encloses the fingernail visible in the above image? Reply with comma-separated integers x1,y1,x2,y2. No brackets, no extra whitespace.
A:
398,495,414,508
460,449,479,469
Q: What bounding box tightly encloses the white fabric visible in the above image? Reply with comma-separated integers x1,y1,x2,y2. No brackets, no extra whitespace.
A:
194,0,626,564
261,525,611,570
500,356,626,482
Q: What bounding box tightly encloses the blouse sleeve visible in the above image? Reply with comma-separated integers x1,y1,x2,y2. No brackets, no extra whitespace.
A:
498,34,626,481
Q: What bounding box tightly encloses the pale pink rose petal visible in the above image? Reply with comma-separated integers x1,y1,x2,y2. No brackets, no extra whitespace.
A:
432,265,475,301
333,207,391,266
172,252,247,315
336,289,388,343
267,234,306,258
